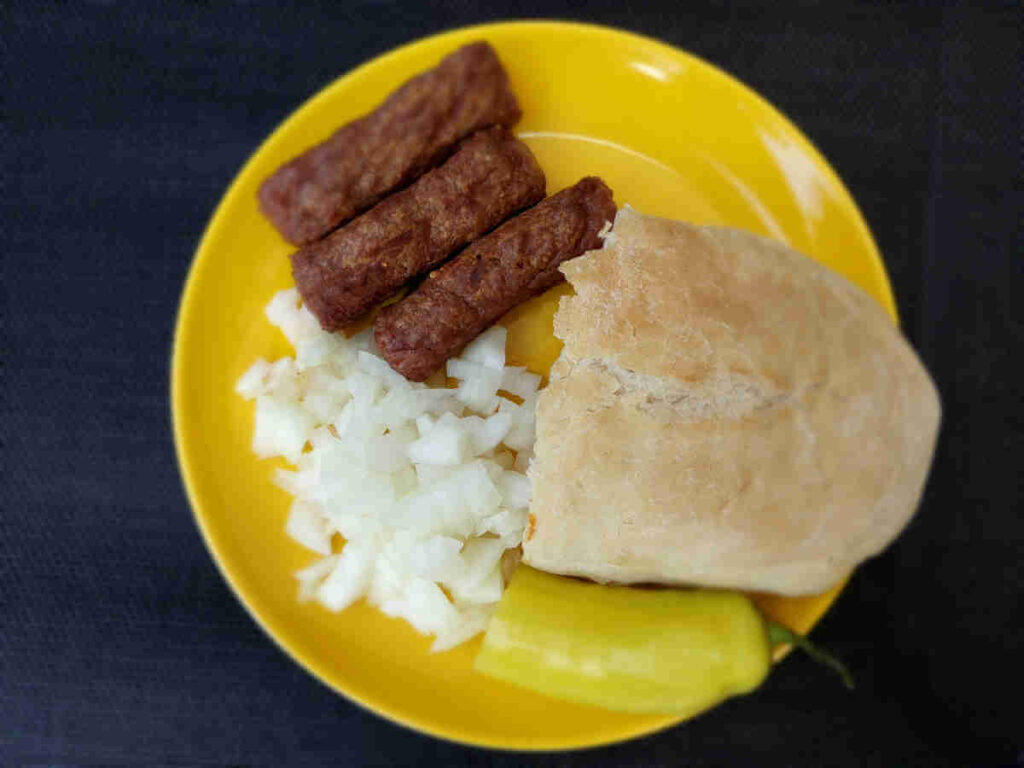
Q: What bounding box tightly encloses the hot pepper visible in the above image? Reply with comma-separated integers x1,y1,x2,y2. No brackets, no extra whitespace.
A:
475,566,851,716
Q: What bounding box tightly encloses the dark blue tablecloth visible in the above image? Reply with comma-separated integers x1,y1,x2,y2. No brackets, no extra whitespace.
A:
3,1,1021,765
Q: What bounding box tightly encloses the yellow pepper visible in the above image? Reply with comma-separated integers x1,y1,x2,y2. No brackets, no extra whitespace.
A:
475,566,851,716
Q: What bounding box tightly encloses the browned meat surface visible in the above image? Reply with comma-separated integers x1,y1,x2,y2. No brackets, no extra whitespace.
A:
291,127,545,331
259,42,522,245
375,177,616,381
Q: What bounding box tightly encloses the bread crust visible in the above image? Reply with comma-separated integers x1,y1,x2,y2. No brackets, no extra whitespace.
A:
522,207,941,595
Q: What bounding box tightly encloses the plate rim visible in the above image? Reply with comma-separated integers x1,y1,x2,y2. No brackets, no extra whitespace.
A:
171,19,895,751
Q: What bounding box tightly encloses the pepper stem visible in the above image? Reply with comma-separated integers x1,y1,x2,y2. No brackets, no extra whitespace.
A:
767,621,855,690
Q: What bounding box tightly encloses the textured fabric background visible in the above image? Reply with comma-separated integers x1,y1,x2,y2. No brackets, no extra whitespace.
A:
2,1,1021,766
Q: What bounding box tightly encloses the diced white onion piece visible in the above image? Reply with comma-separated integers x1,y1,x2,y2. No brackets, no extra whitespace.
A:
266,358,302,401
394,461,501,538
358,350,408,388
414,463,453,486
252,395,316,463
500,366,542,401
447,538,506,605
235,358,271,400
446,357,481,381
327,512,383,543
456,565,503,606
345,370,383,408
377,578,459,636
302,391,344,423
308,425,338,452
391,465,419,498
265,288,321,348
317,539,376,612
476,507,529,546
285,500,332,555
415,413,435,436
469,410,513,456
273,467,316,500
407,416,467,466
294,333,333,370
497,470,532,510
403,535,465,582
460,325,507,369
455,366,503,414
430,605,493,653
366,431,413,475
499,398,536,453
304,366,351,398
295,555,339,602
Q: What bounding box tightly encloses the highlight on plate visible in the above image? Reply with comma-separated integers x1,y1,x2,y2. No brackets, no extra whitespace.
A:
233,40,941,719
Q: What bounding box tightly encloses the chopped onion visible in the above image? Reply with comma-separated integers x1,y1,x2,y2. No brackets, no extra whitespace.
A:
237,292,537,651
285,499,331,555
460,325,508,369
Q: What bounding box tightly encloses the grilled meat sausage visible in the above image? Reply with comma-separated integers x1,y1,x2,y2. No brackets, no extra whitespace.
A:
259,42,522,246
291,127,545,331
375,177,615,380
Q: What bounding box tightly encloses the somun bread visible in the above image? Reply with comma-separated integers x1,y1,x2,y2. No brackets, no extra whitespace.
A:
523,207,941,595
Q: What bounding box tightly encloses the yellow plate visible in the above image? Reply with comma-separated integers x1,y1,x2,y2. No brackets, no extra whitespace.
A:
172,21,896,750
